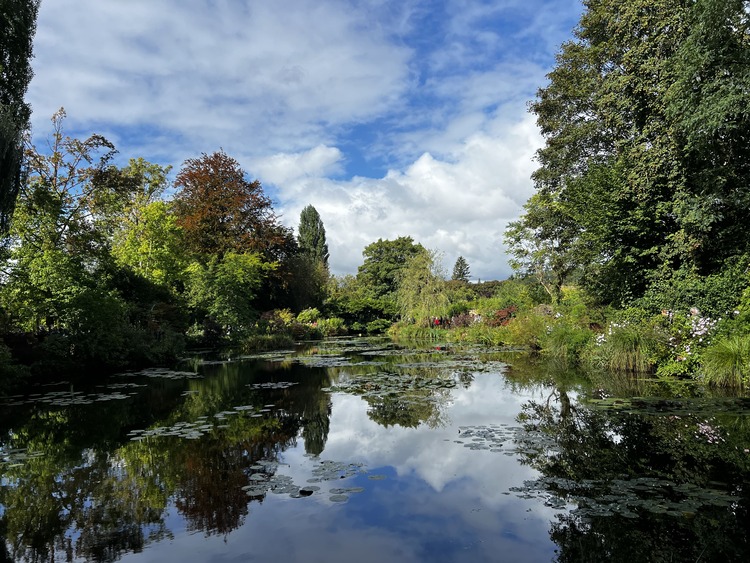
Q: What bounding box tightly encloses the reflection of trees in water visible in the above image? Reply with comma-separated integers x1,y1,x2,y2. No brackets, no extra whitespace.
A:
0,355,335,561
327,360,456,429
516,384,750,562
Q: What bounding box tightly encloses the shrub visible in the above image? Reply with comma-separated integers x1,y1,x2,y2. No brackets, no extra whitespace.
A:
542,323,593,365
318,317,348,336
502,306,552,350
366,318,392,334
297,308,321,324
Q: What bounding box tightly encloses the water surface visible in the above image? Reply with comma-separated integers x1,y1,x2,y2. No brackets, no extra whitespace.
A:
1,338,748,562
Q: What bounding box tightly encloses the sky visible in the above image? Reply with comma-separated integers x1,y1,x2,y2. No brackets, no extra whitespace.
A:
26,0,583,281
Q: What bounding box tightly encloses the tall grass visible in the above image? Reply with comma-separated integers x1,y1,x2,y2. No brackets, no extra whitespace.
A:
701,334,750,388
543,324,593,366
590,324,659,373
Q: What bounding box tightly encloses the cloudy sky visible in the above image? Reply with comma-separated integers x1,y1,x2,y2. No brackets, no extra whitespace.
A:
27,0,583,281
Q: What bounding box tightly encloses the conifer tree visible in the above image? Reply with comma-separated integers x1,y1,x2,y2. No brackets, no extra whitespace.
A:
452,256,470,282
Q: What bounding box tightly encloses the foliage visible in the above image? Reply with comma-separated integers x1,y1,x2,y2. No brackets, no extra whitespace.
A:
357,236,427,300
701,334,750,388
509,0,750,311
0,0,39,235
297,204,329,268
185,252,272,338
542,322,593,366
396,249,449,326
297,308,321,324
451,256,470,282
587,322,662,374
173,150,293,261
317,317,347,337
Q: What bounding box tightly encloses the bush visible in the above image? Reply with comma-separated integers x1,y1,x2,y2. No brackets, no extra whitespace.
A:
502,306,552,350
542,323,593,366
318,317,348,336
365,318,392,334
297,308,321,324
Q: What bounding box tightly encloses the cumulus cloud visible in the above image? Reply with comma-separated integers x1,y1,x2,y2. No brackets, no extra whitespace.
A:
27,0,582,280
273,110,542,280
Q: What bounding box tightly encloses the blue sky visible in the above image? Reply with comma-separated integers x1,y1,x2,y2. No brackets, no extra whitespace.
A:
26,0,583,280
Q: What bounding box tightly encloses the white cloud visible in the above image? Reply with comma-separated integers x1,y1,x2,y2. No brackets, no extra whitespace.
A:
27,0,582,280
274,110,542,280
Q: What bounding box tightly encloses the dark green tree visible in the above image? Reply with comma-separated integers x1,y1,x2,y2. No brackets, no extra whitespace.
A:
509,0,750,308
451,256,470,282
357,236,427,299
0,0,40,236
297,204,329,268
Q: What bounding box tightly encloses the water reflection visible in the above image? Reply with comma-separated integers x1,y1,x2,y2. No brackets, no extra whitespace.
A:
1,340,749,562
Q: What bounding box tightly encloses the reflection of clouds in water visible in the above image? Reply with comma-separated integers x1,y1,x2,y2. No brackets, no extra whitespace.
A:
121,371,559,563
125,476,556,563
319,373,549,504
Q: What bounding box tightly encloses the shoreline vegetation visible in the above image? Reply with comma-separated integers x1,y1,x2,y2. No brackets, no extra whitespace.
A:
3,1,750,393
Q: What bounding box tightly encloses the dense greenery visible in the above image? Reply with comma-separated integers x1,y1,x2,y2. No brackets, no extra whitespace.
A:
506,0,750,313
0,0,39,236
2,0,750,393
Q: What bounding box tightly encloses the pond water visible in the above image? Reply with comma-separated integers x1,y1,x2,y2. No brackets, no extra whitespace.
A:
1,338,749,562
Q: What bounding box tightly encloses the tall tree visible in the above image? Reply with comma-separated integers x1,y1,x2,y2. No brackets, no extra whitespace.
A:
398,250,449,325
511,0,715,306
0,0,40,236
297,204,329,268
357,236,427,300
665,0,750,273
173,151,292,261
451,256,470,282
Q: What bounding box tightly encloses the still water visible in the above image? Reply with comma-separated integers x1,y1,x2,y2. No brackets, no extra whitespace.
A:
1,338,749,562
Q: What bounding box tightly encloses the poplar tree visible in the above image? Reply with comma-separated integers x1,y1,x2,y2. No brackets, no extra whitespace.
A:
0,0,40,235
297,205,329,268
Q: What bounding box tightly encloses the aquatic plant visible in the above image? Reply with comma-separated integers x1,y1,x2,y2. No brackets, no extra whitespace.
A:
542,323,593,366
701,334,750,388
589,323,659,373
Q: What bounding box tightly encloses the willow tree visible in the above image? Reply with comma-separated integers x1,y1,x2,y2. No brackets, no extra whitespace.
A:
396,250,449,326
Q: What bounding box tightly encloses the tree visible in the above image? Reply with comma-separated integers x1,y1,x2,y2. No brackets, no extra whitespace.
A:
451,256,470,282
2,109,120,331
185,252,273,336
297,204,329,268
0,0,39,236
397,250,449,325
509,0,750,306
173,151,292,261
665,0,750,274
357,236,427,299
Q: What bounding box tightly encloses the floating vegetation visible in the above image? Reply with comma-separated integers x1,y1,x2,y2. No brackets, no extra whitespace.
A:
587,396,750,417
1,388,135,408
511,475,738,520
247,381,299,390
239,457,374,502
296,355,355,368
0,447,44,468
453,424,522,452
127,404,276,441
324,371,458,397
118,367,202,380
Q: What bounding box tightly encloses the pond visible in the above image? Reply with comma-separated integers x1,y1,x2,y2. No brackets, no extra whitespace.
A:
1,338,749,562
